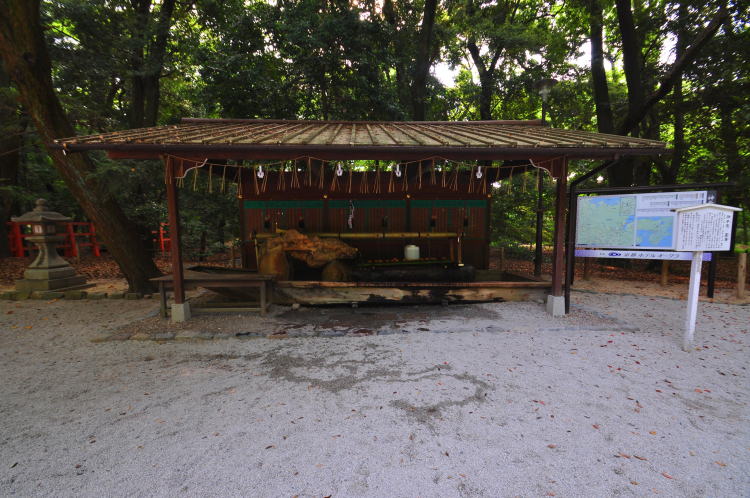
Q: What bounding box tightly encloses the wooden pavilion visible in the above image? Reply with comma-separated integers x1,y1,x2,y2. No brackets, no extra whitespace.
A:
52,118,666,318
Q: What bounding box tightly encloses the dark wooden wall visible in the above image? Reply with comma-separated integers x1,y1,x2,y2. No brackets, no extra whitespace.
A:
239,170,491,269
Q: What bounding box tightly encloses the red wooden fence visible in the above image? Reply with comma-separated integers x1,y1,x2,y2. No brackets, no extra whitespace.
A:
6,221,101,258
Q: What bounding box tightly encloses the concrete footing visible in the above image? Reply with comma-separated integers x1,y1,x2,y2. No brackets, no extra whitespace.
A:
546,295,565,316
171,302,192,322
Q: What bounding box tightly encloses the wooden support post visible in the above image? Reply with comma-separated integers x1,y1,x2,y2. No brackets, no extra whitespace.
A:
683,251,703,352
660,260,669,286
738,252,747,299
583,257,592,280
707,253,717,298
550,159,567,297
165,156,185,305
499,247,505,272
534,171,544,277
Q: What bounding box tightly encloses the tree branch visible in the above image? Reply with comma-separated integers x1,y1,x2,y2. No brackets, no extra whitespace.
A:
618,7,729,136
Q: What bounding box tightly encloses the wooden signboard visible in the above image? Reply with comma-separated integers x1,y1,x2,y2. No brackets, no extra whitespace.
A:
673,204,742,351
675,204,741,252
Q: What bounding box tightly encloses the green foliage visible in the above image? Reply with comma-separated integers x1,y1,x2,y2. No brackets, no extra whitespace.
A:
2,0,747,258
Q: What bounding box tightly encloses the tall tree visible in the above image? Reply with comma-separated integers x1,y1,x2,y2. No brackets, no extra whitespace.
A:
0,0,160,292
588,0,614,134
448,0,557,120
411,0,438,120
128,0,177,128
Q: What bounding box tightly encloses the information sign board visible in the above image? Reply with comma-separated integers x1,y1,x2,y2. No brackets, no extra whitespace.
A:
576,191,713,250
675,204,741,252
575,249,712,261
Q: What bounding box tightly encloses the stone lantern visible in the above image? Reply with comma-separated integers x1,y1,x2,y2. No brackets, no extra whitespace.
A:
12,199,88,292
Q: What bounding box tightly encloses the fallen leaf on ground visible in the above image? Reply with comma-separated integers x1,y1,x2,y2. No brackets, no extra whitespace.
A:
547,444,557,449
634,455,648,461
630,481,639,485
617,452,631,459
715,461,726,467
592,424,600,429
661,472,674,479
649,431,657,435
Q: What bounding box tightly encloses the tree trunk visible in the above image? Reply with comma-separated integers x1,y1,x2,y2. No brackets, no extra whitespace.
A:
467,40,498,121
128,0,150,129
128,0,175,128
588,0,614,134
143,0,175,126
411,0,437,120
0,0,161,292
663,4,688,185
614,0,645,133
611,0,646,187
0,60,22,258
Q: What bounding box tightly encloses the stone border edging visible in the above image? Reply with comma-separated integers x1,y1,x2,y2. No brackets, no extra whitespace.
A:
0,290,150,301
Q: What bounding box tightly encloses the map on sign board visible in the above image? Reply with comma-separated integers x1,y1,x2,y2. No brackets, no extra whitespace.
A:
576,191,712,250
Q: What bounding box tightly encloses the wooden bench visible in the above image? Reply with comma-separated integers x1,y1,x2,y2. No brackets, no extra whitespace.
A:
151,269,276,318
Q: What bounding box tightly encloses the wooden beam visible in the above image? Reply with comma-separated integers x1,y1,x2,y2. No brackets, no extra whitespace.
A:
165,156,185,304
550,157,567,296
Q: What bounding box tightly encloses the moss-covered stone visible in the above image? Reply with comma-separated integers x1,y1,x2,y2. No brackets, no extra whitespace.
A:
0,291,17,300
64,290,87,300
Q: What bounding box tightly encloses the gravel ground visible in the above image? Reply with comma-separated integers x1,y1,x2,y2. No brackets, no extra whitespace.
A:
0,293,748,497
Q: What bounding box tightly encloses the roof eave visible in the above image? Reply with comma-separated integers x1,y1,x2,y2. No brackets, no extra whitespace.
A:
50,142,670,161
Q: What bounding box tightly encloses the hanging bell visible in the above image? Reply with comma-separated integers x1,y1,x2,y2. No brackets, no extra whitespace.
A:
395,163,401,178
257,165,265,179
476,166,483,179
336,162,344,177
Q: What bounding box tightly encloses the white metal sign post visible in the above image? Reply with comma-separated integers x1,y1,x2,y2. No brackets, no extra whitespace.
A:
675,204,742,352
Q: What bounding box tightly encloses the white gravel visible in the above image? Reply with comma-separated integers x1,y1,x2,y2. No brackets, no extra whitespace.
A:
0,292,748,497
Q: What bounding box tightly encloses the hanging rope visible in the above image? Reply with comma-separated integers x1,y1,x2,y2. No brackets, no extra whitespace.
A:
276,163,287,191
373,161,381,194
261,165,269,193
360,168,369,194
318,162,325,190
291,160,301,189
251,166,259,195
507,167,515,193
161,153,561,197
192,168,199,191
449,164,459,191
329,162,340,192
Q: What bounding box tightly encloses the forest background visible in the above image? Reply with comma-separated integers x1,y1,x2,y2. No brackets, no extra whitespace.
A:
0,0,747,292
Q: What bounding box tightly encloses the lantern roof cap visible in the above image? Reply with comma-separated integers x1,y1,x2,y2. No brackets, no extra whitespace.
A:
11,199,72,223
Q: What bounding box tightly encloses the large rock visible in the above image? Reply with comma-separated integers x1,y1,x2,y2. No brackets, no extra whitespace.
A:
263,230,357,268
258,248,291,279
